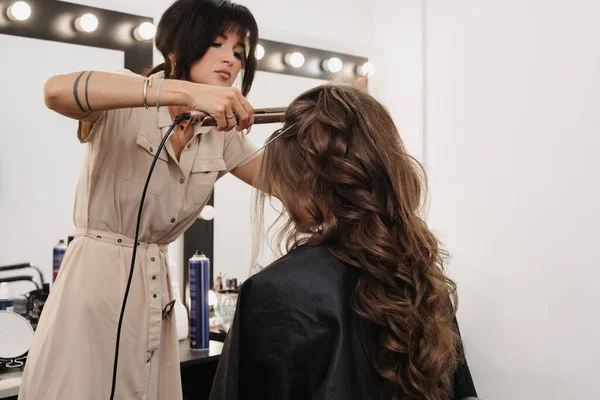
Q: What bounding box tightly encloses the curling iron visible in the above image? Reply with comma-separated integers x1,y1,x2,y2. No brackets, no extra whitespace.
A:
179,107,287,126
176,107,296,169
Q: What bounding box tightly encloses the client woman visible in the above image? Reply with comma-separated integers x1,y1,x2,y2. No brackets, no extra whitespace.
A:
210,84,479,400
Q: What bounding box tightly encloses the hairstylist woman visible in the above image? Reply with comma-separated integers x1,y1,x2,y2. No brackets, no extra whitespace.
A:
18,1,260,399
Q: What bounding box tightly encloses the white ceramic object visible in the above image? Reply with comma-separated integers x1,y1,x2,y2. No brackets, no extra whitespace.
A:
0,311,34,359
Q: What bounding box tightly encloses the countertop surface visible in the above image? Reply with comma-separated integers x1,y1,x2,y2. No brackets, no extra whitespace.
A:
0,339,223,399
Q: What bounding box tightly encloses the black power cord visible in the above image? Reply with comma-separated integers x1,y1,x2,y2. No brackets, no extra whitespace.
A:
109,111,194,400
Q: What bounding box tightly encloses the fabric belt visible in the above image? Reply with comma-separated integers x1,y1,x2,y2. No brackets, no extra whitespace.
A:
74,227,170,353
74,227,169,251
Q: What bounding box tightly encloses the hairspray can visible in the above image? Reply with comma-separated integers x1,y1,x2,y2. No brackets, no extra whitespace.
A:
189,250,210,350
53,239,67,283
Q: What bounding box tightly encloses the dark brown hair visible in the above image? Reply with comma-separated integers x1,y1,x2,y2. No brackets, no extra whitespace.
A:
147,0,258,96
254,85,462,399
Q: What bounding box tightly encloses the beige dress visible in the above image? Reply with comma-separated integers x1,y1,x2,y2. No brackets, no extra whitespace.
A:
18,70,257,400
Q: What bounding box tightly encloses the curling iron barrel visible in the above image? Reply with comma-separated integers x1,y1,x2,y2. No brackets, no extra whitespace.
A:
180,107,287,126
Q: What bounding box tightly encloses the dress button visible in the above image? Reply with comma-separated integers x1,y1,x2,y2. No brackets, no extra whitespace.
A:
149,147,154,153
171,218,176,223
179,178,184,184
96,235,102,239
117,239,122,243
152,275,156,280
151,257,155,262
153,294,157,299
187,143,191,149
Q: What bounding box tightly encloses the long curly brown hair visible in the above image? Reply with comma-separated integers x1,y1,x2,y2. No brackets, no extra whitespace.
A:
253,84,462,399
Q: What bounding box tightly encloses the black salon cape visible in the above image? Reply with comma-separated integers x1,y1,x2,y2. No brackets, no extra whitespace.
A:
209,245,478,400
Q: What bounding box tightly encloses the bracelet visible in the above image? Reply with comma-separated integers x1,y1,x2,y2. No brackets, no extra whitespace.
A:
156,77,165,112
143,76,153,110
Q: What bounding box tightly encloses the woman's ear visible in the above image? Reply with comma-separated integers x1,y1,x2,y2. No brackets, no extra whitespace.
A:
353,73,369,92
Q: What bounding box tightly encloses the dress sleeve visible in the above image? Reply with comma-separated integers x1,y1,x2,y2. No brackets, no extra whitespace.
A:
221,129,259,172
77,68,141,143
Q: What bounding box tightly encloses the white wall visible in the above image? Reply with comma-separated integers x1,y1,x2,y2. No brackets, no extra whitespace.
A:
369,0,425,162
424,1,600,398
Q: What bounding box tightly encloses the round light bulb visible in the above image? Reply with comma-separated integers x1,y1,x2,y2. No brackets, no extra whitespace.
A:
6,1,31,21
74,13,98,33
255,44,265,60
199,205,216,221
133,22,156,41
357,62,376,77
322,57,343,73
284,52,305,68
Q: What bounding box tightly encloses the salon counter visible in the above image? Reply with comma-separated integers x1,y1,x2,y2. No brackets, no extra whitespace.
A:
0,340,224,400
179,338,223,366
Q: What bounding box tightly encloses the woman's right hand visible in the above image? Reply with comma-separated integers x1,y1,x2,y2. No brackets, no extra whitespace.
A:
186,83,254,132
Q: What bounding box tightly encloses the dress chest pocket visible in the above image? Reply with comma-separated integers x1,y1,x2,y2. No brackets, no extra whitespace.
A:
124,132,170,196
190,157,227,206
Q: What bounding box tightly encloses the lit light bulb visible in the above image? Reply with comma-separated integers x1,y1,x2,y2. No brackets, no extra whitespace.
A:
356,62,376,77
284,52,305,68
6,1,31,21
133,22,156,41
255,44,265,60
322,57,343,73
74,13,98,33
199,205,216,221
